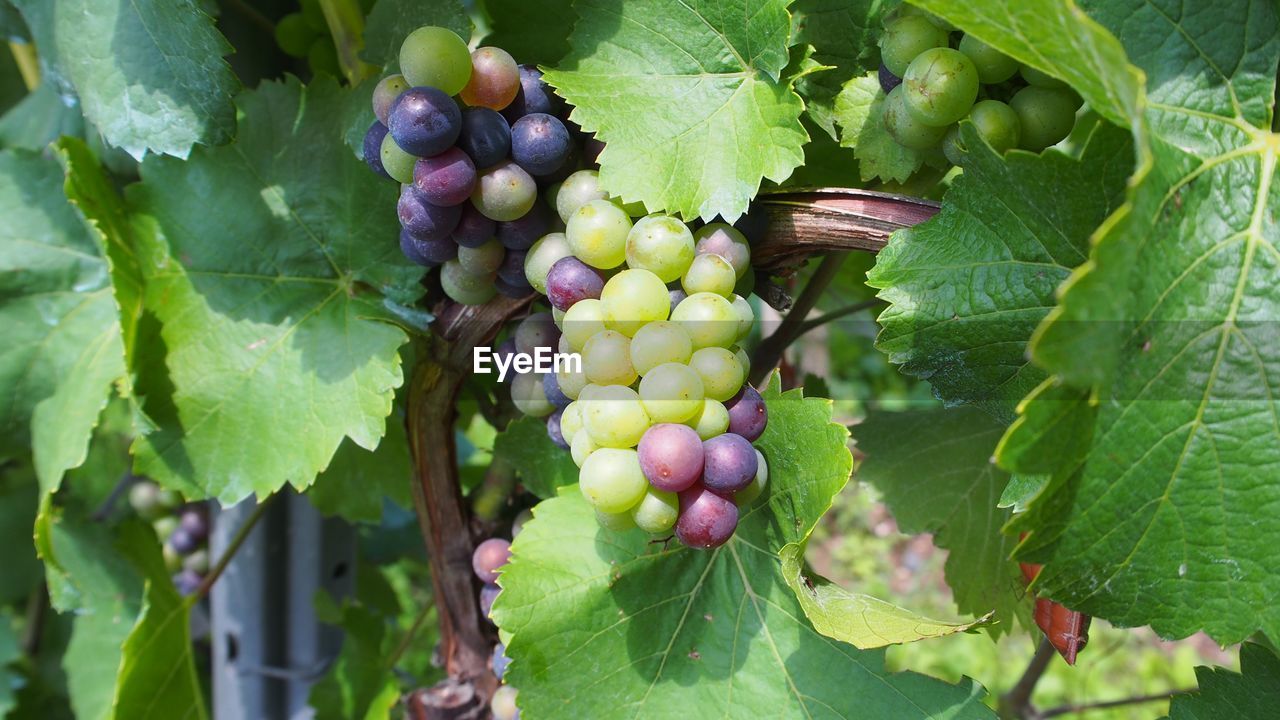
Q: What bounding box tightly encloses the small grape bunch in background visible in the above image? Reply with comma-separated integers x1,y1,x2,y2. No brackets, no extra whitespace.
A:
361,25,581,305
128,480,211,596
877,5,1083,163
471,508,532,720
273,0,375,77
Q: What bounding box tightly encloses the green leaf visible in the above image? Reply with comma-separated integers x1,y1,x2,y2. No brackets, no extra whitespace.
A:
129,77,421,504
856,406,1032,636
909,0,1144,131
791,0,889,138
996,474,1047,513
0,470,41,605
1167,643,1280,720
0,150,124,494
0,81,85,151
1000,1,1280,644
544,0,808,221
493,378,996,718
867,122,1132,420
780,542,993,647
51,0,239,159
482,0,573,66
361,0,471,67
308,592,398,720
308,401,413,523
833,71,923,184
492,415,577,500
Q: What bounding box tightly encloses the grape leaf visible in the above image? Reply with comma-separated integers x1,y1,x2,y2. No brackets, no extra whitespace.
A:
866,122,1133,420
0,81,85,151
308,402,413,523
855,407,1028,637
492,379,996,718
1166,643,1280,720
361,0,471,67
833,71,923,184
129,77,422,504
543,0,808,222
492,415,578,500
0,150,124,494
50,0,239,159
999,0,1280,643
791,0,889,138
0,465,44,605
483,0,574,66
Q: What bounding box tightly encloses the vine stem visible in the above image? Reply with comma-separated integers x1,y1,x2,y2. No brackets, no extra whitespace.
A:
1036,689,1192,719
194,494,277,600
8,42,39,91
1000,637,1057,719
318,0,375,85
797,298,883,334
748,252,847,386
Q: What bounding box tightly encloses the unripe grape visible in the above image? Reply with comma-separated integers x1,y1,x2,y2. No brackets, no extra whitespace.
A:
684,399,730,440
399,26,471,95
511,372,553,417
556,170,607,223
562,298,608,352
882,85,949,150
372,74,410,126
630,321,693,375
523,232,571,293
631,487,679,534
582,330,637,387
735,449,769,506
600,269,669,336
1010,86,1078,151
958,34,1018,84
579,448,648,513
638,362,705,423
681,253,737,297
879,15,949,77
571,430,599,467
688,346,745,402
671,292,739,349
567,199,632,269
625,215,695,282
903,47,979,127
582,384,651,448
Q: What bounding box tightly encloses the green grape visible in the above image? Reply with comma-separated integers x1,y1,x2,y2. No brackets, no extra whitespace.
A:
638,362,705,423
561,401,583,443
671,292,739,349
582,385,651,449
511,372,553,417
630,321,693,375
596,507,637,532
567,199,632,269
681,253,736,297
882,85,949,150
275,13,317,58
380,135,416,185
571,430,598,467
958,35,1018,83
903,47,979,127
684,398,730,440
1020,65,1070,90
308,37,340,77
440,260,496,305
688,346,745,402
556,170,608,223
732,346,751,381
729,294,754,341
472,161,537,222
625,215,695,282
969,99,1021,153
457,238,505,276
562,298,608,352
583,330,637,386
1010,86,1078,151
399,26,472,95
557,362,589,399
524,232,572,294
735,449,769,506
631,487,679,534
578,445,645,512
879,15,950,77
600,269,669,336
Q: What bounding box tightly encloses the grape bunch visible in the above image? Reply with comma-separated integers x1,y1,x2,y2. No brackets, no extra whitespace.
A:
361,26,584,305
273,0,374,77
128,480,211,596
512,198,771,549
877,6,1083,163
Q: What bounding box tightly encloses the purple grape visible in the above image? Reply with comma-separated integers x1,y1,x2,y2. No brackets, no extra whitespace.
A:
514,312,559,355
451,203,496,248
479,583,500,620
676,486,738,549
724,386,768,442
169,525,199,555
400,228,457,266
510,113,572,176
492,643,510,680
387,87,461,157
543,376,571,411
457,107,512,169
495,202,552,251
546,408,569,449
701,433,758,494
545,257,605,312
495,275,532,298
173,569,203,596
534,144,579,186
637,424,704,492
497,249,528,285
398,185,463,240
362,122,391,179
413,147,477,207
879,63,902,93
179,506,209,543
502,66,565,122
668,287,688,315
472,538,511,583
